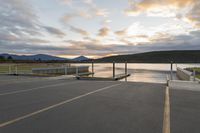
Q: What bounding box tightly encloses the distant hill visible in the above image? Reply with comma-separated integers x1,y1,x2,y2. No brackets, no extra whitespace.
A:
73,56,90,61
0,53,68,61
94,50,200,63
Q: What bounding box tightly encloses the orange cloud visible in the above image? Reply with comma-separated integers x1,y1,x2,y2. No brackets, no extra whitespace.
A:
125,0,200,28
125,0,196,16
136,0,194,9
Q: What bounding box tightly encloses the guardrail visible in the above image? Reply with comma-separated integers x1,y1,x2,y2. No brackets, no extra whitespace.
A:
32,66,89,75
176,67,200,83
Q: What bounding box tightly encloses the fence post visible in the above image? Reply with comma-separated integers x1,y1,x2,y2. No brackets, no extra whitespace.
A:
15,65,18,75
76,66,78,76
92,62,94,77
170,61,173,80
92,62,94,73
125,62,127,82
125,61,127,75
65,67,67,75
113,62,115,79
193,69,196,81
9,65,11,74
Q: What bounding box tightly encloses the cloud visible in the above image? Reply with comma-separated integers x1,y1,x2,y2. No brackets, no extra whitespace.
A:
98,27,110,37
60,0,72,5
93,8,109,17
69,25,89,36
125,0,195,14
1,31,200,57
1,0,200,57
0,32,18,42
0,0,40,36
61,13,77,23
124,0,200,25
43,26,66,37
27,38,50,44
0,0,66,41
60,0,109,25
186,1,200,27
115,28,127,36
0,40,68,55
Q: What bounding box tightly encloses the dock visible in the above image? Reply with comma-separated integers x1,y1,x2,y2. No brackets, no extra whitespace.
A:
0,75,200,133
76,73,131,81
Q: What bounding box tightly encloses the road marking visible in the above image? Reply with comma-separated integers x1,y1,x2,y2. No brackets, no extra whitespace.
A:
163,87,170,133
0,83,121,128
0,81,79,96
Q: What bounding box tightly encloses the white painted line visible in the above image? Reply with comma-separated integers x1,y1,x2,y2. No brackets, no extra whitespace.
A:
0,83,121,128
0,81,79,96
163,87,170,133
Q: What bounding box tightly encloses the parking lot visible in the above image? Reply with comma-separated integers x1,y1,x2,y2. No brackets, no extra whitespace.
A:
0,75,199,133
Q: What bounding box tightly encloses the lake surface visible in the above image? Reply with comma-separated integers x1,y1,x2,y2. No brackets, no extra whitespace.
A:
74,63,200,83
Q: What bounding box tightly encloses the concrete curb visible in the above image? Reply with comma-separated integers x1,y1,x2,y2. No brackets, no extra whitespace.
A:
169,80,200,91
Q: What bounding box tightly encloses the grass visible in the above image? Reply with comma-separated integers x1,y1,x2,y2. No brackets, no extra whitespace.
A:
196,75,200,79
0,63,67,74
192,68,200,72
190,68,200,79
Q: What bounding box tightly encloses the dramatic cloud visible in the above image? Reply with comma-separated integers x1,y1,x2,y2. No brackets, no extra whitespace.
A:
124,0,200,28
125,0,195,15
1,0,200,57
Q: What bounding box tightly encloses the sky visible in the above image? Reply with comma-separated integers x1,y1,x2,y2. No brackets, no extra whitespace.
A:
0,0,200,58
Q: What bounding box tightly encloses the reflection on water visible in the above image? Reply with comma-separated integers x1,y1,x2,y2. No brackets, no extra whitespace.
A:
73,63,200,83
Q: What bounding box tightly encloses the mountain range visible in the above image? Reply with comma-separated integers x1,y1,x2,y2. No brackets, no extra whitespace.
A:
1,50,200,63
0,53,90,61
73,56,90,61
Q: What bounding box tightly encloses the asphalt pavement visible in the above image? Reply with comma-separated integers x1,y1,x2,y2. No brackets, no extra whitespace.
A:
0,75,199,133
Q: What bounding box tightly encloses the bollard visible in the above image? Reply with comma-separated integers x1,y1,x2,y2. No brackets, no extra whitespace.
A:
113,62,115,78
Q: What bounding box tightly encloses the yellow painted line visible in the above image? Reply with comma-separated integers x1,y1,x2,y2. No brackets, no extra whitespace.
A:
0,81,79,96
163,87,170,133
0,83,121,128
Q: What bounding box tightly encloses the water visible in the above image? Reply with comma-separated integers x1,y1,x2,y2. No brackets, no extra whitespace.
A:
73,63,200,83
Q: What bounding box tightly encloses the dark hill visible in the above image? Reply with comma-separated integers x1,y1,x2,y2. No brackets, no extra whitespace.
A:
94,50,200,63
